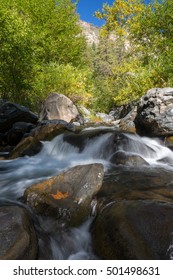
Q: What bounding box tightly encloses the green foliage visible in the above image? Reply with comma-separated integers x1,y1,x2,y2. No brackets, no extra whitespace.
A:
94,0,173,107
0,0,87,109
31,63,93,110
89,36,120,112
0,7,34,103
1,0,173,115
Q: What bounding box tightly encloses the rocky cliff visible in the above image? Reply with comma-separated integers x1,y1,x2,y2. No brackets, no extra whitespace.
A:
79,20,99,46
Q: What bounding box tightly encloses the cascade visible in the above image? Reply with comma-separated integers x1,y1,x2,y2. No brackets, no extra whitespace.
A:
1,128,173,259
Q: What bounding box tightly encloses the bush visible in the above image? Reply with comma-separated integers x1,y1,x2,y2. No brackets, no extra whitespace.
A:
31,63,93,111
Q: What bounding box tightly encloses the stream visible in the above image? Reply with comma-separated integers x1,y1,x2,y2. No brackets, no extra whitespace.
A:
1,127,173,259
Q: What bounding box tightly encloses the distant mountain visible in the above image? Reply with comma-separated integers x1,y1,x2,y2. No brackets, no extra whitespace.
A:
79,20,100,46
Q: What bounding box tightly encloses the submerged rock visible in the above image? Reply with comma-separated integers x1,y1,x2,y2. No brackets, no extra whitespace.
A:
0,206,38,260
110,151,149,166
135,88,173,136
24,164,104,227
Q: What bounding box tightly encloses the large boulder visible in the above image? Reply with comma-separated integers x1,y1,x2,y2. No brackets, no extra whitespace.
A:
0,102,38,133
91,167,173,260
91,200,173,260
24,164,104,227
135,88,173,136
39,93,80,123
0,206,38,260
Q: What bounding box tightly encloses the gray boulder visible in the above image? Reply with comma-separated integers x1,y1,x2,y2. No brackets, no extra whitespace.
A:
24,164,104,227
39,93,80,123
0,206,38,260
135,88,173,136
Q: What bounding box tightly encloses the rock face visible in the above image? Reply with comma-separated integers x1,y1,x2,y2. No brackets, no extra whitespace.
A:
24,164,104,227
39,93,80,123
0,102,38,133
79,20,99,46
0,206,38,260
135,88,173,136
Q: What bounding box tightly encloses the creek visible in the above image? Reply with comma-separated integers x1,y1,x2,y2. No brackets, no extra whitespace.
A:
1,127,173,259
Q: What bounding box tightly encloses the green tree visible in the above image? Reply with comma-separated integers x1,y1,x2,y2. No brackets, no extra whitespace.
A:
94,0,173,106
0,0,87,109
0,7,34,103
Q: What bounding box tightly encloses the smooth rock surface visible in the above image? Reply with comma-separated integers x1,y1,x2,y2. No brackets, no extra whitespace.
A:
91,167,173,260
0,206,38,260
39,93,80,122
24,164,104,226
91,200,173,260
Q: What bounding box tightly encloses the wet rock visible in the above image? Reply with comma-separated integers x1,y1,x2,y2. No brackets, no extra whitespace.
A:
96,167,173,209
39,93,80,122
135,88,173,136
0,102,38,133
9,120,75,159
24,164,104,227
91,200,173,260
90,167,173,260
0,206,38,260
110,151,149,166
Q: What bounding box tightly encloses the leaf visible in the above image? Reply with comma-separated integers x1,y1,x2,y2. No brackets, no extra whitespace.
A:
50,191,69,200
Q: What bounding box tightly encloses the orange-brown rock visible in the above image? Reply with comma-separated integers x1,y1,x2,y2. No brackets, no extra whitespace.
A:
24,164,104,227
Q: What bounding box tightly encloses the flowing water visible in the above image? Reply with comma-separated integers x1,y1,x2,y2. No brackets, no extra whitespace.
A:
1,128,173,259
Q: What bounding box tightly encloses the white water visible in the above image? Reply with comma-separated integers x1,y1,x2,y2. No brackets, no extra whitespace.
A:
0,132,112,199
1,131,173,199
119,133,173,168
1,129,173,259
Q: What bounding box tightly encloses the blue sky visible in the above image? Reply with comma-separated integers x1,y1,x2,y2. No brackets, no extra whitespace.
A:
75,0,152,27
